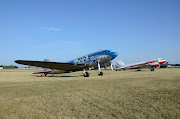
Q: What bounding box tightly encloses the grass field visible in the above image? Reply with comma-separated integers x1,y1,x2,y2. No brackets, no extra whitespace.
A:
0,68,180,119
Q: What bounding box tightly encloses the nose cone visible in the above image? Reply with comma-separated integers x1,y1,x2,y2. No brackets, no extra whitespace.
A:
162,60,167,64
109,52,118,60
159,60,167,64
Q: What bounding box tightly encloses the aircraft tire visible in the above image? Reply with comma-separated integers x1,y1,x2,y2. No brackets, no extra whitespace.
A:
84,72,89,77
151,68,155,71
98,71,103,76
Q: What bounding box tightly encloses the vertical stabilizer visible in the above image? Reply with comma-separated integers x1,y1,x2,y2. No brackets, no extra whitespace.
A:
43,59,50,62
43,59,52,72
117,60,125,67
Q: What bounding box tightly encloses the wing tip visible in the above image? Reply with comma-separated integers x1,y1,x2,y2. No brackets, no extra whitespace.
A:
14,60,22,64
14,60,18,63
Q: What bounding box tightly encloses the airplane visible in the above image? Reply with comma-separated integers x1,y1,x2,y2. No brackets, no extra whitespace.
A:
116,58,167,71
15,50,118,77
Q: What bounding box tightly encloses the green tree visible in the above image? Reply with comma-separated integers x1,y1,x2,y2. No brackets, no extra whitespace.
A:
14,66,18,69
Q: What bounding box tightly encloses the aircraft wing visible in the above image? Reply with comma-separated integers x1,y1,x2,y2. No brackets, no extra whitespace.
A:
136,64,151,68
137,62,159,69
15,60,86,71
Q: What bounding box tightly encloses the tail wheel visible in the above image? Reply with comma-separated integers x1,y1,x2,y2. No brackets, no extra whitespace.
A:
84,72,90,77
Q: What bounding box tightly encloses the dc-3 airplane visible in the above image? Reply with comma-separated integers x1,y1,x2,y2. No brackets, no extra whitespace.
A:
15,50,118,77
116,58,167,71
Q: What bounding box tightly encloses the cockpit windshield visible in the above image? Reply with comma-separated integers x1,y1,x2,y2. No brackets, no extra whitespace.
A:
105,50,111,54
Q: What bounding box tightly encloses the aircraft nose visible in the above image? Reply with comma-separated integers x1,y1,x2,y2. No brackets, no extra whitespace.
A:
164,60,167,63
110,52,118,59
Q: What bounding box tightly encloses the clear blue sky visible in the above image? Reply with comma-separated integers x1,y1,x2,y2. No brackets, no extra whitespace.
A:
0,0,180,66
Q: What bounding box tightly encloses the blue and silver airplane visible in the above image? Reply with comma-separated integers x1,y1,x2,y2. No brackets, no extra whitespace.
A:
15,50,118,77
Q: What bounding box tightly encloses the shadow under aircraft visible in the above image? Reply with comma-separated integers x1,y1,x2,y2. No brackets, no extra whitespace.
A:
15,50,118,77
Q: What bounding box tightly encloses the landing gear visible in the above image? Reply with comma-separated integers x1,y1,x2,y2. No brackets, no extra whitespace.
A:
98,71,103,76
84,72,90,77
151,68,155,71
110,61,113,71
83,69,89,77
98,61,103,76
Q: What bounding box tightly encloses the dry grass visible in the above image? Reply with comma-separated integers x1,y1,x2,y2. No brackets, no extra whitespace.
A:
0,68,180,119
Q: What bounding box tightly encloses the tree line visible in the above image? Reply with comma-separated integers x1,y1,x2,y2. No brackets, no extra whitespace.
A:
0,65,18,69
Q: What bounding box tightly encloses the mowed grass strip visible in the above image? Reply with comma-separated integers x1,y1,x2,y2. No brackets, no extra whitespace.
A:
0,68,180,119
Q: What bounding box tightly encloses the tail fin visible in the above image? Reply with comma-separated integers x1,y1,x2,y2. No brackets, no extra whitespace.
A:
43,58,50,62
117,60,125,67
43,59,52,72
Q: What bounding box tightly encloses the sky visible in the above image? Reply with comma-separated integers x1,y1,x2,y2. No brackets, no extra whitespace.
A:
0,0,180,66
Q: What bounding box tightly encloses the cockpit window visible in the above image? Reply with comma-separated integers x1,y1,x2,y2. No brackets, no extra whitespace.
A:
105,51,111,54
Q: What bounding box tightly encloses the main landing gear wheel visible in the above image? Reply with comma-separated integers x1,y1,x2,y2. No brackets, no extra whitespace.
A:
151,68,155,71
84,72,90,77
98,71,103,76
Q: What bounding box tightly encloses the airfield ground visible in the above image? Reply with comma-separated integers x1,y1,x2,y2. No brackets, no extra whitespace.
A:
0,68,179,119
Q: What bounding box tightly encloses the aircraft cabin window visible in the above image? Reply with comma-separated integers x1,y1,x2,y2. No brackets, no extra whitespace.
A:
84,59,86,61
89,58,90,60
